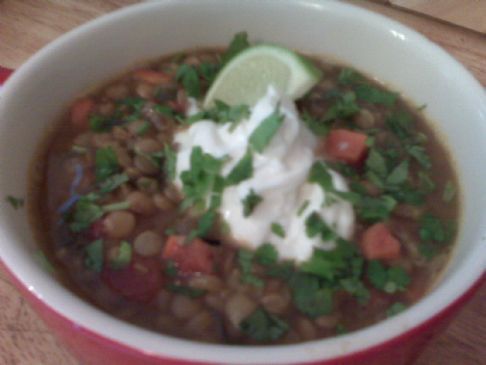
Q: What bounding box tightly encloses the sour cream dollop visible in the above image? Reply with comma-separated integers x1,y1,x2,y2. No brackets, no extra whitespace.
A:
174,87,355,262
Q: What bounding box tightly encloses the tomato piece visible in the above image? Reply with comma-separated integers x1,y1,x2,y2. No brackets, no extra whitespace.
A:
70,98,94,129
133,69,171,84
102,256,162,302
162,235,215,275
360,223,401,260
323,129,368,164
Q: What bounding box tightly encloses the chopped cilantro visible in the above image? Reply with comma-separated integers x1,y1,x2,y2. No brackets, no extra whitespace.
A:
418,171,436,193
89,115,115,132
356,195,397,222
168,283,206,298
241,189,263,217
95,147,119,182
419,213,447,244
102,201,131,212
302,111,329,136
338,68,362,85
225,150,253,186
308,161,335,192
386,111,413,140
386,160,409,186
305,212,336,241
5,195,24,209
323,91,360,121
442,181,456,202
418,242,437,260
290,273,333,317
265,262,294,280
248,109,285,153
84,239,104,272
355,84,397,106
254,243,278,266
198,62,221,84
237,249,263,287
340,277,370,304
406,144,431,169
187,210,216,242
135,121,151,135
367,261,410,294
109,241,132,270
387,302,407,317
221,31,250,65
153,104,174,117
240,307,288,342
208,100,250,125
366,149,387,182
98,173,129,194
165,260,178,277
68,194,103,232
271,223,286,238
34,251,55,274
164,144,177,181
176,64,200,98
297,200,310,216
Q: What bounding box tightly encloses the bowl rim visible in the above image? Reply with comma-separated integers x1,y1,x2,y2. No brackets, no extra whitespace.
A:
0,0,485,363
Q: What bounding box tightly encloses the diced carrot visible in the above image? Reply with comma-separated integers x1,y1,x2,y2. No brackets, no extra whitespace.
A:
102,256,162,302
162,235,215,275
70,98,94,129
360,223,401,260
133,69,171,85
323,129,368,164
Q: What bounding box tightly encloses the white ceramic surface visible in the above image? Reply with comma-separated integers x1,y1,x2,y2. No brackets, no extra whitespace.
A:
0,1,485,364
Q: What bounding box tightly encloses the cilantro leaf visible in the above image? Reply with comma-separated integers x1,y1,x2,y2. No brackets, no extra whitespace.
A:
187,210,216,242
89,115,115,132
271,223,286,238
240,307,288,342
419,213,447,243
290,273,333,317
407,145,431,169
367,261,410,294
164,144,177,181
168,283,206,298
95,147,119,182
355,84,397,106
356,195,397,222
265,262,294,280
237,249,263,287
176,64,200,98
308,161,335,192
98,173,129,194
221,32,250,65
387,302,407,317
109,240,132,270
338,68,363,85
305,212,337,241
323,91,360,121
5,195,24,209
241,189,263,217
249,109,285,153
225,150,253,186
209,100,250,124
386,112,413,140
198,62,220,84
84,239,104,272
386,160,409,186
442,181,456,202
68,194,103,232
366,148,388,181
302,111,329,136
340,278,370,305
255,243,278,266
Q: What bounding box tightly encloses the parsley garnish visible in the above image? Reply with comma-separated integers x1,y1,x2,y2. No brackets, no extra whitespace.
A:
406,144,431,169
198,62,221,84
290,273,333,317
95,147,119,182
5,195,24,209
68,194,104,232
271,223,286,238
302,111,329,136
34,251,55,274
168,283,206,298
225,150,253,186
386,160,409,186
240,307,288,342
109,241,132,270
249,109,285,153
176,64,200,98
187,210,216,242
98,173,129,194
355,84,397,106
237,249,263,287
419,213,448,244
254,243,278,266
305,212,336,241
386,111,413,140
323,91,360,122
221,31,250,65
387,302,407,317
241,189,262,217
367,261,410,294
164,144,177,181
84,239,104,272
297,200,310,216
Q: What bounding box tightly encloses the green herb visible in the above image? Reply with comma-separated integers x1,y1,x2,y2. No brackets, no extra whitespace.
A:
290,273,333,317
240,307,288,342
386,112,413,140
387,302,407,317
338,68,362,85
355,84,397,106
249,109,285,153
419,213,447,244
271,222,286,238
340,277,370,304
168,283,206,298
241,189,263,217
237,249,263,287
109,241,132,270
180,146,225,210
302,111,329,136
209,100,250,124
442,181,456,202
5,195,24,209
386,160,409,186
225,150,253,186
305,212,336,241
221,31,250,65
323,91,360,121
198,62,220,84
164,144,177,181
336,324,347,335
153,104,174,117
308,161,335,192
95,147,119,182
135,121,151,135
187,210,216,242
68,194,103,232
176,64,200,98
356,195,397,222
367,261,410,294
165,260,178,277
418,171,436,193
365,149,387,182
406,145,431,169
254,243,278,266
84,239,104,272
418,242,437,260
102,201,131,212
265,262,294,280
297,200,310,216
34,251,55,274
99,173,129,194
89,115,114,132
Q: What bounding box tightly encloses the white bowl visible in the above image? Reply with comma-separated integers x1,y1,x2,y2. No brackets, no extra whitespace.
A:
0,1,485,364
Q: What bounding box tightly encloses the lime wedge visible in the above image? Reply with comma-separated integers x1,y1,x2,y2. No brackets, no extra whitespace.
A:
203,44,322,108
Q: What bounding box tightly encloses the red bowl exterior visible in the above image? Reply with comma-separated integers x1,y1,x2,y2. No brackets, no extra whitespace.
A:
1,258,483,365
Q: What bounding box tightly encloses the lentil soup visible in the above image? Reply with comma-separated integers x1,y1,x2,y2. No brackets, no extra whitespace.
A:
29,34,459,344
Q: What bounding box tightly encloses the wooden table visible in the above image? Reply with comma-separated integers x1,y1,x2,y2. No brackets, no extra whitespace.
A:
0,1,484,364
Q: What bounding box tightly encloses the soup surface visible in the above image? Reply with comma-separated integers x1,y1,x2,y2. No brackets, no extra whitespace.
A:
30,34,459,344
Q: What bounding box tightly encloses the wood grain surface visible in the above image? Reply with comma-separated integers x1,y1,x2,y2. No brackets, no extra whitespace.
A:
0,1,485,364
